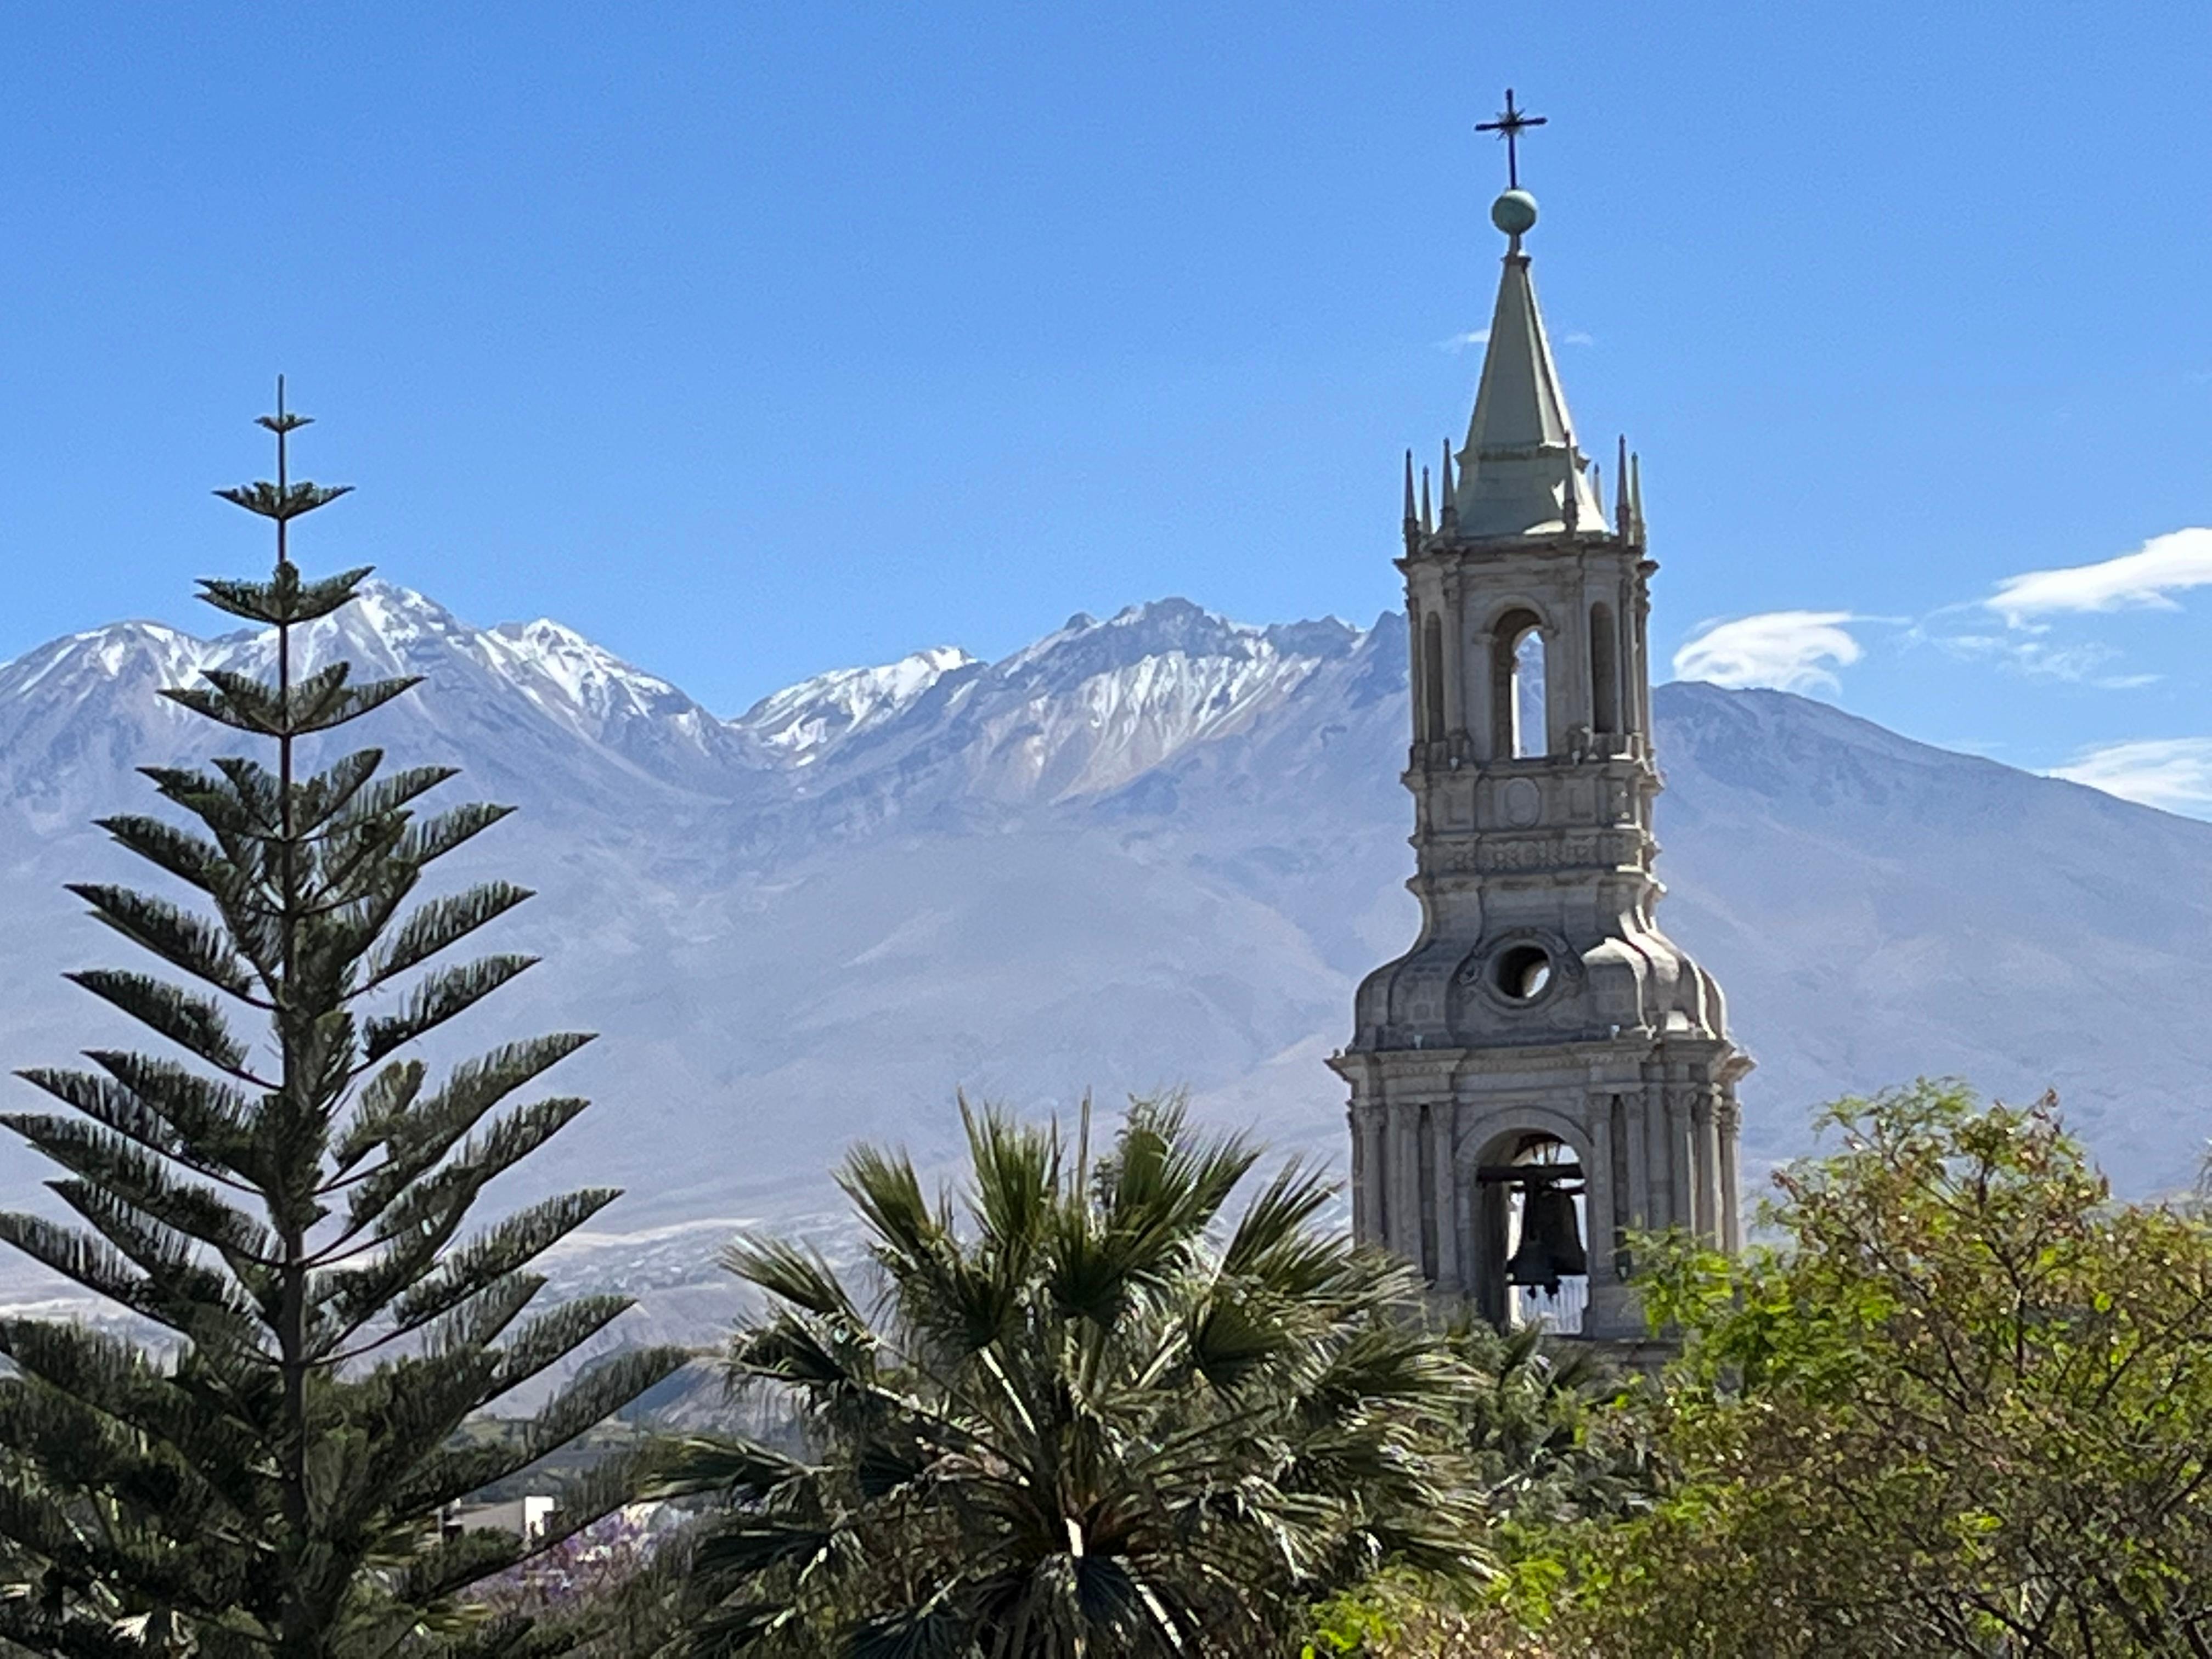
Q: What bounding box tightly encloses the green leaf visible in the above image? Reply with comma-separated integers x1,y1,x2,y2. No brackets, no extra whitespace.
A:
362,955,536,1061
211,482,354,524
67,884,257,1000
65,972,251,1076
194,562,370,623
328,1057,426,1172
1,1114,268,1263
286,747,387,836
341,1045,593,1229
93,814,235,896
361,884,533,989
398,802,515,870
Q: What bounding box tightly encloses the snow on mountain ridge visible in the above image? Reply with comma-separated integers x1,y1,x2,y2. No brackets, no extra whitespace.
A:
956,600,1367,800
482,618,704,729
735,647,981,763
720,600,1372,803
728,599,1377,820
0,622,218,702
0,582,707,726
994,597,1358,684
0,580,766,819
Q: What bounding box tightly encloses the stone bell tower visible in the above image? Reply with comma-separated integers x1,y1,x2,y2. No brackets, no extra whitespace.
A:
1330,106,1748,1340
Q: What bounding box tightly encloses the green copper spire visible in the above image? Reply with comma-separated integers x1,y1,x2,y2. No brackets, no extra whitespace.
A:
1448,98,1604,540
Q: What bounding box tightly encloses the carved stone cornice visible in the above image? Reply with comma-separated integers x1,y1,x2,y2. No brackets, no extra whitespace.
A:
1421,827,1649,876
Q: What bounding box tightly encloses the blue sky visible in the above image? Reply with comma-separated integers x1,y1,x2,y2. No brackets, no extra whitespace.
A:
2,2,2208,811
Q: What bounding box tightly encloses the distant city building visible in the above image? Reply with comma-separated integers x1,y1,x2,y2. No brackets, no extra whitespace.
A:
443,1494,558,1541
1332,109,1748,1339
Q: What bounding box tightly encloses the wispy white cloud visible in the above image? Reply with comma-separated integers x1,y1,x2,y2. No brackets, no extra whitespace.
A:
1562,330,1595,346
1928,631,2158,689
2049,738,2212,816
1437,329,1489,353
1673,611,1864,695
1986,527,2212,625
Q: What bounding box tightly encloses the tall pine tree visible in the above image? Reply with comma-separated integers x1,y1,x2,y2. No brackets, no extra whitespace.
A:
0,385,684,1657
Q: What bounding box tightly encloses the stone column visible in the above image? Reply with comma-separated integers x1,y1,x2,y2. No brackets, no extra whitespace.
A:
1617,1084,1650,1239
1691,1091,1717,1239
1668,1087,1697,1239
1632,594,1654,737
1556,600,1589,736
1348,1105,1366,1238
1581,1093,1632,1334
1541,622,1565,755
1429,1106,1462,1290
1405,607,1426,744
1717,1093,1743,1251
1352,1104,1386,1243
1389,1100,1423,1267
1465,629,1496,761
1643,1072,1672,1228
1618,584,1639,742
1439,573,1466,743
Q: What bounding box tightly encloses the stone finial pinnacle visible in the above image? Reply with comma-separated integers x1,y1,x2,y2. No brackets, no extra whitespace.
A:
1420,465,1433,534
1403,449,1418,528
1616,435,1631,533
1439,439,1458,531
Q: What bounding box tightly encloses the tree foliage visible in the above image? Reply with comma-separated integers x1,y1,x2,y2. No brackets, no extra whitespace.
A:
0,391,684,1657
1537,1081,2212,1657
1449,1322,1647,1535
668,1096,1487,1657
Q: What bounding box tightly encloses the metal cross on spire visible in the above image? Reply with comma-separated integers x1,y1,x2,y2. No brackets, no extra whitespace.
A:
1476,88,1547,190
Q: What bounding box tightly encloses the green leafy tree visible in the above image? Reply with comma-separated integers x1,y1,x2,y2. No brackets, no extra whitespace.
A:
0,386,684,1657
1537,1081,2212,1657
669,1096,1486,1657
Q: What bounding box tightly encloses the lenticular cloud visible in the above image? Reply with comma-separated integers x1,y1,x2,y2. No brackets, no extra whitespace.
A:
1671,610,1863,695
1988,528,2212,625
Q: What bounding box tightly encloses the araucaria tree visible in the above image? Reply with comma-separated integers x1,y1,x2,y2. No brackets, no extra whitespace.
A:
674,1097,1485,1658
0,387,683,1656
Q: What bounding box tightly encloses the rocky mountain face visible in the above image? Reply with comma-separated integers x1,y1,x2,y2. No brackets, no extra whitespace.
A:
2,582,2207,1336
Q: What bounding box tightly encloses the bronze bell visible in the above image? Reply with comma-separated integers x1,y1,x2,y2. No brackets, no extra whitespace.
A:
1504,1183,1587,1294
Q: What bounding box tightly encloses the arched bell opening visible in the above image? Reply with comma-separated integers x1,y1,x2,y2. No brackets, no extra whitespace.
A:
1488,608,1548,759
1472,1132,1588,1335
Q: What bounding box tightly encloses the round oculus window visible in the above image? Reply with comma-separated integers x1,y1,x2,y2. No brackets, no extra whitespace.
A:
1494,944,1553,1002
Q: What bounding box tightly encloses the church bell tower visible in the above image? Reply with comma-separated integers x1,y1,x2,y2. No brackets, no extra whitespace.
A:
1330,101,1749,1340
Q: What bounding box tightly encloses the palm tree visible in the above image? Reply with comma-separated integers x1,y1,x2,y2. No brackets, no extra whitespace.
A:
1454,1322,1651,1531
668,1097,1487,1657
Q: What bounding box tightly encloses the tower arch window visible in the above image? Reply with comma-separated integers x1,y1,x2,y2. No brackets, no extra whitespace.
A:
1472,1132,1588,1335
1489,608,1548,758
1421,612,1446,746
1589,601,1619,735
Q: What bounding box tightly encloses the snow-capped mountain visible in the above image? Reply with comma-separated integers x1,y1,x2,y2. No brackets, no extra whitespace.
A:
728,600,1372,833
737,646,980,764
0,583,763,823
2,580,2208,1338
